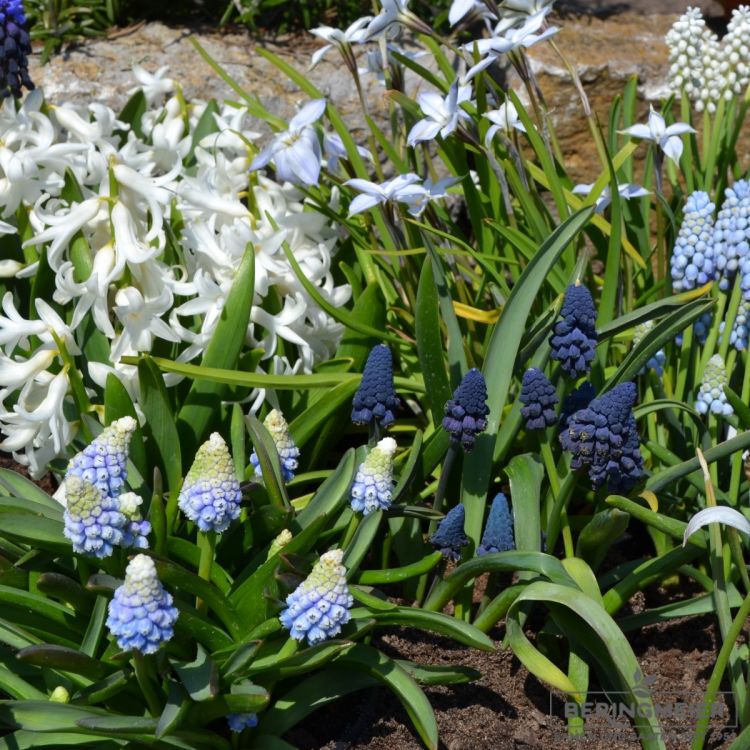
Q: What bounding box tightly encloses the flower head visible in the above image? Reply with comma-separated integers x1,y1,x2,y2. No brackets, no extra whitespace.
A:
558,381,596,430
620,106,695,165
65,416,137,502
118,492,151,549
671,191,717,293
63,476,127,558
633,321,666,376
106,554,178,655
519,368,558,430
268,529,292,559
549,284,598,378
695,354,733,417
477,493,514,555
178,433,241,533
351,344,400,428
484,102,526,144
279,549,353,645
714,180,750,291
250,409,300,483
443,368,489,452
407,82,473,147
0,0,34,99
571,182,650,214
350,437,397,515
560,382,644,493
227,713,258,733
430,503,469,561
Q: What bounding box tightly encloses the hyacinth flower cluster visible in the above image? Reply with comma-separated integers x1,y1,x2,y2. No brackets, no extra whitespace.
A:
519,368,559,430
0,0,34,99
350,437,398,515
670,191,717,293
63,417,151,558
279,549,353,645
443,369,489,451
560,382,644,493
430,504,469,560
695,355,733,417
106,554,179,655
351,344,400,429
178,433,241,534
715,180,750,291
559,381,596,430
549,284,598,378
477,493,515,556
250,409,300,483
633,322,666,376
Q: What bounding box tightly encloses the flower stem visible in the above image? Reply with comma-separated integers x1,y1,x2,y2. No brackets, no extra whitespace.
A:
133,651,162,717
196,531,216,614
540,441,574,558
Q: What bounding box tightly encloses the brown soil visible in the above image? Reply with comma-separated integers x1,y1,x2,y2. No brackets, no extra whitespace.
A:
288,593,736,750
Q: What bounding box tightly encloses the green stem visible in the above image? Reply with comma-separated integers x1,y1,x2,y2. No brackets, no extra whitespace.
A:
133,651,162,717
540,441,573,558
341,513,360,550
196,531,216,614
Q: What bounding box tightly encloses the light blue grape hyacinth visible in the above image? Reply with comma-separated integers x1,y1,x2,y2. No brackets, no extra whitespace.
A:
715,180,750,290
729,301,750,351
671,191,717,293
350,437,397,515
106,554,178,655
279,549,353,645
65,416,136,502
633,321,666,375
227,713,258,733
250,409,300,483
178,433,241,533
695,354,733,417
63,475,127,558
118,492,151,549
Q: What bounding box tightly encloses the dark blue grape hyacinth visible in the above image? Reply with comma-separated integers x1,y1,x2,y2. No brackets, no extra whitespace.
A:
442,369,489,451
549,284,598,378
477,493,515,555
671,191,717,293
430,503,469,561
227,713,258,733
559,382,644,493
351,344,400,428
519,368,559,430
0,0,34,99
558,381,596,430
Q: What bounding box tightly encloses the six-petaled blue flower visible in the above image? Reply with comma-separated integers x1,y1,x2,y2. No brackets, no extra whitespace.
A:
179,432,241,533
279,549,353,645
478,493,515,555
549,284,598,378
443,369,489,451
519,368,558,430
106,554,178,655
351,344,400,428
430,503,469,561
350,437,397,515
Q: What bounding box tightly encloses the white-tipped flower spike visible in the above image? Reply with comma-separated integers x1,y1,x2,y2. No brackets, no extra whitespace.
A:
63,476,127,558
118,492,151,549
106,554,179,654
695,355,733,417
268,529,293,559
65,416,137,501
350,437,398,516
279,549,353,645
178,433,242,533
250,409,300,483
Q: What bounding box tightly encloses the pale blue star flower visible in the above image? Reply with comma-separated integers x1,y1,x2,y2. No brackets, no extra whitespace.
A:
345,173,423,216
309,17,372,68
572,182,650,213
407,82,473,147
249,99,326,187
484,101,526,144
620,106,695,166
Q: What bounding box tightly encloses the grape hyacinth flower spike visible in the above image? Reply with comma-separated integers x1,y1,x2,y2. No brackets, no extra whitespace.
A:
558,381,596,430
477,493,515,555
695,354,733,417
633,321,666,376
430,503,469,561
560,382,644,493
519,368,559,430
351,344,400,429
63,476,127,558
179,433,241,533
549,283,598,378
118,492,151,549
279,549,353,645
350,437,397,515
715,180,750,290
443,368,489,451
0,0,35,99
671,191,717,293
106,554,179,655
65,416,137,503
250,409,300,483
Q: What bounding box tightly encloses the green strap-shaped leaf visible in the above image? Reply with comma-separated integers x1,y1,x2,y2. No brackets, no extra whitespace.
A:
575,509,630,572
0,469,64,514
16,645,107,679
506,454,543,554
177,244,255,456
462,207,594,548
246,414,289,510
172,645,218,702
296,448,357,528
